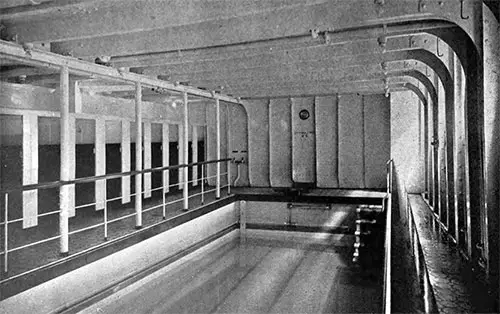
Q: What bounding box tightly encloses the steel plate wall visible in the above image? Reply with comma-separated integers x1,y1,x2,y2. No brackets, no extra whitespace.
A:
315,95,339,188
269,98,292,187
338,93,365,188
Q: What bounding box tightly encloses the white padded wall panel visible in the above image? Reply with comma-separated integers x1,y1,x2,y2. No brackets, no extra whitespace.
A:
363,94,390,188
338,93,365,188
269,98,292,187
315,96,339,188
243,100,270,187
291,97,316,184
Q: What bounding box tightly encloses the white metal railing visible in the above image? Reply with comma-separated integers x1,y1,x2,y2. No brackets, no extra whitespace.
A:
0,158,233,278
382,159,394,314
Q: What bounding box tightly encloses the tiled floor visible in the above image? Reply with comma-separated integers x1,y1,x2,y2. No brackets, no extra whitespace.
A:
409,194,494,313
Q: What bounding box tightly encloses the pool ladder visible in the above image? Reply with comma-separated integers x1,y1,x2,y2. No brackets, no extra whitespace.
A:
353,205,384,264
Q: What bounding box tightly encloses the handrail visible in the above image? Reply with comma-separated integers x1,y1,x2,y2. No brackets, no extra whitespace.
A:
383,159,394,314
0,158,232,194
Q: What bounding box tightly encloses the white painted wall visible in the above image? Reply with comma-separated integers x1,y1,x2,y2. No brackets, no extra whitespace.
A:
390,91,425,193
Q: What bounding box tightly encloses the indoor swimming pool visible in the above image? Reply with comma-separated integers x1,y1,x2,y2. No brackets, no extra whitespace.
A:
80,229,383,314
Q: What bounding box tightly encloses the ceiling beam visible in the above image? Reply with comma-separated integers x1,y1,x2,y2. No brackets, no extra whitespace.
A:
44,0,468,58
233,77,410,98
139,35,429,79
0,39,243,104
111,22,454,68
3,0,330,42
138,33,449,83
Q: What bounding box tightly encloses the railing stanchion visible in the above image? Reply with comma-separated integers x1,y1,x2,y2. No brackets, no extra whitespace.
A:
162,187,166,219
201,164,205,204
183,92,189,211
4,193,8,273
104,198,108,240
227,160,231,195
215,97,221,199
135,82,143,228
383,160,393,314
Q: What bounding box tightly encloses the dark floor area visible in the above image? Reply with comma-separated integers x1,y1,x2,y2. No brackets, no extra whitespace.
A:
410,194,496,314
0,185,225,281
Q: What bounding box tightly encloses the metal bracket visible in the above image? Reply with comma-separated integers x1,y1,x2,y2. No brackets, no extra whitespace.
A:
381,61,388,74
22,43,33,57
310,28,320,39
377,36,387,50
425,66,431,77
418,0,427,12
436,37,443,57
460,0,469,19
322,31,331,45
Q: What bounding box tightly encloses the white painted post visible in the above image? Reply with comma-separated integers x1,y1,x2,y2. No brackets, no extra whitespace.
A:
95,118,106,210
192,125,198,187
22,113,38,228
121,120,131,203
183,92,189,210
216,97,221,199
162,123,169,193
178,124,183,190
201,164,205,204
68,116,76,217
143,122,152,198
59,65,70,255
135,82,143,228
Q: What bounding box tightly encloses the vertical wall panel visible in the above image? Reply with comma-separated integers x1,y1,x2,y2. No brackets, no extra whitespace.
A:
338,93,365,188
22,114,38,228
291,97,316,184
242,100,270,187
143,122,152,198
269,98,292,187
315,95,338,188
363,94,390,188
95,118,106,210
121,120,131,203
162,123,169,193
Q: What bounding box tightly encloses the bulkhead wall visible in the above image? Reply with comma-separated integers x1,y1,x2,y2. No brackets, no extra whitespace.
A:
244,93,391,189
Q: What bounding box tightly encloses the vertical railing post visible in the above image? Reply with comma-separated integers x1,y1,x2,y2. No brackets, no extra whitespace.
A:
226,105,231,195
215,97,221,199
227,160,231,195
4,193,8,273
59,65,70,256
201,164,205,204
135,82,143,228
104,199,108,240
183,92,189,211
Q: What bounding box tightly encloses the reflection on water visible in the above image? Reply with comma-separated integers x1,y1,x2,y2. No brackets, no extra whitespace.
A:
82,231,382,314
